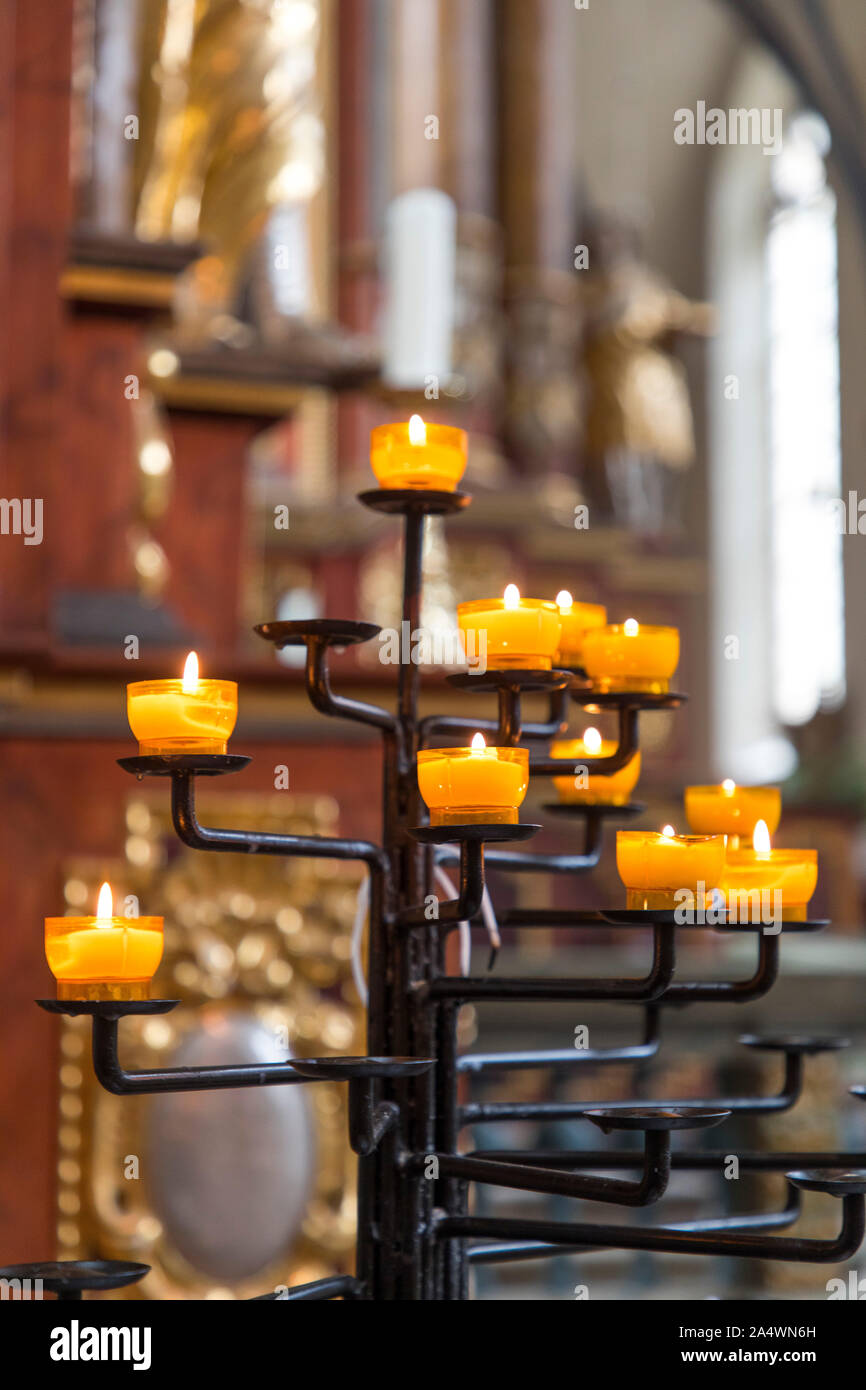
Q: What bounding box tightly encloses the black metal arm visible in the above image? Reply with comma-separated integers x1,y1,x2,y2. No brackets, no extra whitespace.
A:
254,617,399,741
460,1045,805,1125
475,812,605,873
401,839,485,925
530,705,640,776
251,1275,362,1300
417,1132,671,1208
90,1014,321,1095
170,768,387,871
466,1186,804,1264
437,1184,866,1263
414,1107,727,1208
421,922,675,1002
663,931,779,1004
418,687,570,748
304,639,400,738
84,1012,429,1113
457,1005,660,1073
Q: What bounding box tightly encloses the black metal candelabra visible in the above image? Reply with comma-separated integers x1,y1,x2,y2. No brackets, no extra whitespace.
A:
22,484,866,1300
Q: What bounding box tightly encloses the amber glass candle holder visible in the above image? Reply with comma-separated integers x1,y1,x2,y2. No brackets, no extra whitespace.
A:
582,623,680,695
417,745,529,826
457,597,561,671
616,830,726,911
45,915,164,1001
685,784,781,847
370,421,467,491
127,678,237,755
551,739,641,806
554,601,607,667
722,849,818,922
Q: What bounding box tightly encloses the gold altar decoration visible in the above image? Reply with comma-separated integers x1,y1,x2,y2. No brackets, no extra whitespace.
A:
133,0,326,294
54,789,364,1300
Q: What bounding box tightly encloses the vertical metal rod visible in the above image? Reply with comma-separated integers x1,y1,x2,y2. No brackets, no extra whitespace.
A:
393,507,431,1299
399,511,425,726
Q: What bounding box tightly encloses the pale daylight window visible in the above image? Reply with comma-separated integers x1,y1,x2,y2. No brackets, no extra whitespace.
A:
766,111,845,727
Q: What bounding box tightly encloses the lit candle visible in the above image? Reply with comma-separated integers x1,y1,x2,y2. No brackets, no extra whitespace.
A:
685,781,781,847
127,651,238,755
45,882,164,1001
370,415,467,491
582,619,680,694
417,732,529,826
457,585,562,671
721,820,818,922
551,726,641,805
553,590,607,668
616,825,726,911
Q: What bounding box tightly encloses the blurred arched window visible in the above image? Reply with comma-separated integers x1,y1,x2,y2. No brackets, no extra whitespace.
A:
709,52,844,781
766,111,845,728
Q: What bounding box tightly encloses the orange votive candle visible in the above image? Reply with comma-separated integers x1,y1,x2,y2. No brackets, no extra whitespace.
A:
457,586,562,671
616,827,726,910
551,727,641,805
417,734,529,826
370,415,467,491
553,590,607,667
127,651,237,755
721,821,818,922
45,883,164,1001
582,620,679,694
685,781,781,847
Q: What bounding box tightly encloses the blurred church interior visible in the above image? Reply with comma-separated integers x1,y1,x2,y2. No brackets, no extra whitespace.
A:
2,0,866,1299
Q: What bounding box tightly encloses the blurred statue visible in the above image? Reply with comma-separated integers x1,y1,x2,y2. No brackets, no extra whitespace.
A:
504,268,583,479
137,0,322,267
130,0,372,365
580,211,715,534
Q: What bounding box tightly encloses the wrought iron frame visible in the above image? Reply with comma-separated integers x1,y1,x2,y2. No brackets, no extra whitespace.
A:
25,485,866,1300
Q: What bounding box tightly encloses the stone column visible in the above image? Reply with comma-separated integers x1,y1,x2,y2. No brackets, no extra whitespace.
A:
499,0,582,476
439,0,503,430
388,0,443,195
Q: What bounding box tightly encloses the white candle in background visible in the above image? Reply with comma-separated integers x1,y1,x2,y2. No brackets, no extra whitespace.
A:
382,188,456,389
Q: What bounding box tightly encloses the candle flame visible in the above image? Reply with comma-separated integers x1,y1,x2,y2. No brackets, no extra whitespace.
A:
182,650,199,693
555,589,573,614
503,584,521,610
722,778,736,794
583,726,602,755
661,824,676,838
752,819,771,855
471,732,486,752
408,414,426,446
96,881,113,924
624,618,639,637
